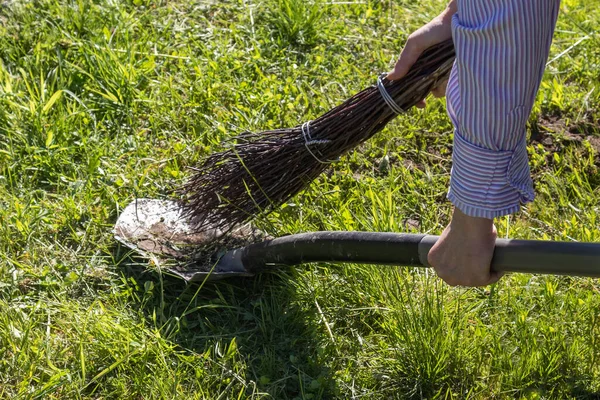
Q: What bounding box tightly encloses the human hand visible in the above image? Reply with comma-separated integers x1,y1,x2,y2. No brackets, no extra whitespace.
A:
427,208,504,287
386,1,457,107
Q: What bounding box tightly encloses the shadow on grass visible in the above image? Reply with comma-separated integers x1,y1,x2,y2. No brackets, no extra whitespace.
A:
115,243,338,399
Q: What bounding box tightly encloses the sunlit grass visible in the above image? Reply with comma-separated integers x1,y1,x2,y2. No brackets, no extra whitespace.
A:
0,0,599,398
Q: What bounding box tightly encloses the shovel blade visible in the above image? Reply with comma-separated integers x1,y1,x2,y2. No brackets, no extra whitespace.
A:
113,199,258,281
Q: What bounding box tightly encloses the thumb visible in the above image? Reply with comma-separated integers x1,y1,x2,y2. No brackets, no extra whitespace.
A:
386,43,423,81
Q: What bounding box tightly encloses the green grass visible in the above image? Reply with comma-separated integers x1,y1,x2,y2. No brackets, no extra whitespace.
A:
1,0,600,398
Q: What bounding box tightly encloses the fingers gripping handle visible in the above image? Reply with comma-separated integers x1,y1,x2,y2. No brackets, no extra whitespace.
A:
418,235,600,277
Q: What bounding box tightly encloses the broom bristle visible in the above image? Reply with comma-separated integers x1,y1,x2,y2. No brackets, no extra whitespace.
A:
179,40,456,231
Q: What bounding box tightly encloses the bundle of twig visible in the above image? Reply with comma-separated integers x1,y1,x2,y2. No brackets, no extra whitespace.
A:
180,39,455,231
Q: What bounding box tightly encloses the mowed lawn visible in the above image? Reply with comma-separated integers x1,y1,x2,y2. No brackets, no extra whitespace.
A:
1,0,600,398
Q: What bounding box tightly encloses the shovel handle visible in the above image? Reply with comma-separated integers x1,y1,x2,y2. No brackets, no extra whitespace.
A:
238,231,600,277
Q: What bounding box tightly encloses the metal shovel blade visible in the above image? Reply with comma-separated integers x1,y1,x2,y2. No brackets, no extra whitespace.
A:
113,199,263,281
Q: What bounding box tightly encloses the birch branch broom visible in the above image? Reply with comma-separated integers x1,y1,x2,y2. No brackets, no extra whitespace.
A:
179,39,456,231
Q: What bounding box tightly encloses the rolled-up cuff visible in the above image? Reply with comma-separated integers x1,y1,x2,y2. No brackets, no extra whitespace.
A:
448,131,535,219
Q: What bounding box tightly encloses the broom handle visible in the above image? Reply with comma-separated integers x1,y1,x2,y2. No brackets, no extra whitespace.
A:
238,231,600,277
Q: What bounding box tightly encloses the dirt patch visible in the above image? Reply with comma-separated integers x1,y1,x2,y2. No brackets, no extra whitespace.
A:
589,136,600,155
532,116,600,166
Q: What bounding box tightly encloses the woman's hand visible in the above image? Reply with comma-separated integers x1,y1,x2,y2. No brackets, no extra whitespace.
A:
387,1,457,107
427,208,503,287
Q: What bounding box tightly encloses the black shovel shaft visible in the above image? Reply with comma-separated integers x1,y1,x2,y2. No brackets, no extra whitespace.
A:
239,231,600,277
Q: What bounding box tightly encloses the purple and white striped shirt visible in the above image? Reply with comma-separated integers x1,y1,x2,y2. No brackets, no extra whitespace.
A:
446,0,560,219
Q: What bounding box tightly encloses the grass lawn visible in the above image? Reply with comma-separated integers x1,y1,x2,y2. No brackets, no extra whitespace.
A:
1,0,600,398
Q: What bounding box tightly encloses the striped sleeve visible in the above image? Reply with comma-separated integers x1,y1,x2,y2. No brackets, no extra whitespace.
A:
445,0,560,219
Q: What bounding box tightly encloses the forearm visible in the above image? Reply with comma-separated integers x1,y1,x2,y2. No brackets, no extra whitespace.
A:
446,0,561,218
445,0,457,17
435,1,457,26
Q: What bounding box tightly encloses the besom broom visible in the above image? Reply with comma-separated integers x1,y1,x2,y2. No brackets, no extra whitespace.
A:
180,39,456,231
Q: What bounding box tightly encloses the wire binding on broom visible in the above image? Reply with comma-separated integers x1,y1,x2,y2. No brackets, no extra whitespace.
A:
377,73,405,114
179,39,456,232
301,121,336,164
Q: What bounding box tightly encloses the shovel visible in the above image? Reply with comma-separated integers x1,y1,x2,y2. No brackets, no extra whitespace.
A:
114,199,600,282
